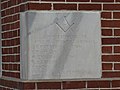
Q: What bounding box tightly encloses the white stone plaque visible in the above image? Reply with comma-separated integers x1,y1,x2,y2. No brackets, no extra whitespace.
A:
20,11,101,80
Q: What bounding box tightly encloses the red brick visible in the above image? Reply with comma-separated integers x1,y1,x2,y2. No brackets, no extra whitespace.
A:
1,11,5,17
101,20,120,28
116,0,120,2
5,9,12,15
1,0,5,2
67,0,89,2
102,72,120,78
114,46,120,53
103,4,120,10
8,0,14,7
2,48,8,54
1,2,8,9
1,0,9,2
2,64,20,71
37,82,61,89
13,14,19,21
2,55,20,62
9,7,15,15
102,29,112,36
2,24,11,31
2,38,20,46
114,29,120,36
14,46,20,53
0,79,20,89
0,87,11,90
101,12,112,19
113,12,120,19
1,18,4,24
21,0,27,3
14,6,20,13
102,38,120,45
114,63,120,70
102,55,120,62
102,46,112,53
20,4,27,12
8,0,11,7
102,63,112,70
41,0,65,1
11,22,20,29
3,16,13,24
17,29,20,36
112,80,120,87
2,30,19,39
27,0,39,1
20,82,35,89
92,0,114,2
28,3,51,10
2,32,8,39
54,4,77,10
12,64,20,71
2,71,20,78
3,17,9,24
87,81,110,88
8,0,17,6
79,4,101,10
63,81,85,89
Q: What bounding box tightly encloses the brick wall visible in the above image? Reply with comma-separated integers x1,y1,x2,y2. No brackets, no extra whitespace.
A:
1,0,120,89
1,0,28,79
